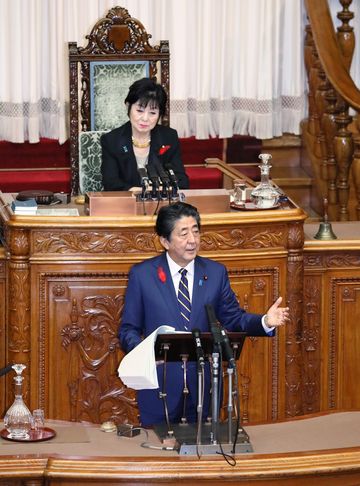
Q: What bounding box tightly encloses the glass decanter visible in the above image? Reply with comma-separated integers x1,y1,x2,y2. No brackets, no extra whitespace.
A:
4,364,33,439
250,153,280,209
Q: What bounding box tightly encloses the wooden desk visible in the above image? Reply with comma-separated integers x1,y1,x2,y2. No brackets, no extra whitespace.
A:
1,413,360,485
0,192,306,425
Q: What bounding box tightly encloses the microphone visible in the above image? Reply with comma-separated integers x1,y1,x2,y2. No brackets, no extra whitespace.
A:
0,364,13,377
164,164,179,199
192,328,205,371
206,304,222,349
205,304,235,367
219,326,236,368
152,156,170,199
165,166,178,186
153,156,170,188
166,167,179,191
138,167,149,198
146,164,160,198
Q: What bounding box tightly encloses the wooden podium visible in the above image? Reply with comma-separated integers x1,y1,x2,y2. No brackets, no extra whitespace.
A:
0,189,306,427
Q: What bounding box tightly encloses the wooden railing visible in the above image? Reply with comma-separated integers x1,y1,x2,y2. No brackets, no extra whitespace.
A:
205,157,256,188
304,0,360,220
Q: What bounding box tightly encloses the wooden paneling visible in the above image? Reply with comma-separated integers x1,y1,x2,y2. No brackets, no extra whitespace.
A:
31,268,136,424
303,247,360,414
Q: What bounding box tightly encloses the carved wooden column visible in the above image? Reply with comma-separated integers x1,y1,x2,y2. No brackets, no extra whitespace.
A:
322,86,339,219
336,0,354,71
285,222,304,417
334,0,355,221
304,25,317,139
309,54,323,160
68,42,79,196
6,226,31,405
334,103,353,221
315,68,329,182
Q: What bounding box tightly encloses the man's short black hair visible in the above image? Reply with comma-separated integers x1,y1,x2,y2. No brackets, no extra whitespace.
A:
125,77,167,118
155,202,201,240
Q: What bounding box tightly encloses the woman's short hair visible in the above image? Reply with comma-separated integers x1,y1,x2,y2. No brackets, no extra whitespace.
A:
125,78,167,118
155,202,201,240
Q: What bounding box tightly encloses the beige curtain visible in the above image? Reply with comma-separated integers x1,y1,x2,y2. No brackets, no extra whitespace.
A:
0,0,357,143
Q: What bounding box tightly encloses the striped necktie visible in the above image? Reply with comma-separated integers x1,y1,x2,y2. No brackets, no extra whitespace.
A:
178,268,191,325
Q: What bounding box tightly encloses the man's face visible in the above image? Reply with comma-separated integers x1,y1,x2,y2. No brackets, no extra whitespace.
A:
160,216,200,267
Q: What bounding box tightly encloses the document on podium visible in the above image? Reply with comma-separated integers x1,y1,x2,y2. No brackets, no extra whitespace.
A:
118,325,187,390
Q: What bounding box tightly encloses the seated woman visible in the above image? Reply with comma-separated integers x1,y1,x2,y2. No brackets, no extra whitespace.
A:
100,77,189,191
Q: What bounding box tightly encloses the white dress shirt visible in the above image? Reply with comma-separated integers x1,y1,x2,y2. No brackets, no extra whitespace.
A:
165,252,273,333
166,252,194,301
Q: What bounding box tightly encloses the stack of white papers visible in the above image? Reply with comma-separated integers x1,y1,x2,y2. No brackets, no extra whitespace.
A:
118,325,181,390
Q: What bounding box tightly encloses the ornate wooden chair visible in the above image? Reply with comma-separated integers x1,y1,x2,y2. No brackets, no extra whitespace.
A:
68,6,170,195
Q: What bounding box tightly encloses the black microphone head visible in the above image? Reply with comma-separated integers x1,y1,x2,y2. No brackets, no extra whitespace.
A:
206,304,223,345
138,167,149,186
146,164,157,179
166,168,178,184
205,304,217,325
192,328,201,338
138,167,148,179
152,155,170,185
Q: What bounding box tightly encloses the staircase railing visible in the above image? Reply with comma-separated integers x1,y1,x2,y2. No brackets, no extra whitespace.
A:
304,0,360,220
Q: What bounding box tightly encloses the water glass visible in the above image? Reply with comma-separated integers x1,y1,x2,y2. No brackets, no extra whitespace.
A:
233,179,247,206
32,409,45,431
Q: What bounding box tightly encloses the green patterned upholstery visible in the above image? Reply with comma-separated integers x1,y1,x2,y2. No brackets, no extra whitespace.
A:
79,131,106,194
91,62,148,131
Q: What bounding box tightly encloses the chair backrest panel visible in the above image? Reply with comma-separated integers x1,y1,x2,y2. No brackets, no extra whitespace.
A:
69,6,170,194
90,60,149,131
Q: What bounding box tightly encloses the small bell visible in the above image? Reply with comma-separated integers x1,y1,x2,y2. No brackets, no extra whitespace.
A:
314,197,337,240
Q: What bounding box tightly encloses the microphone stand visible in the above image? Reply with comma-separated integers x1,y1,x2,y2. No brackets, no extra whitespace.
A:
158,344,174,441
166,169,179,201
180,354,189,424
196,355,205,448
210,350,220,445
226,365,234,444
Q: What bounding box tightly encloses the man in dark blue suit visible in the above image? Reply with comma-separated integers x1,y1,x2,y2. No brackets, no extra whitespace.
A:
119,202,289,426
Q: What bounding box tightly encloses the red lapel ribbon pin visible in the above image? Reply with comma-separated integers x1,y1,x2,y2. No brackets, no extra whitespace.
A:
159,145,171,155
157,266,167,283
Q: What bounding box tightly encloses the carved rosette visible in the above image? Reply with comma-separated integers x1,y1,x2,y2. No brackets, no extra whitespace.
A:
285,222,305,417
